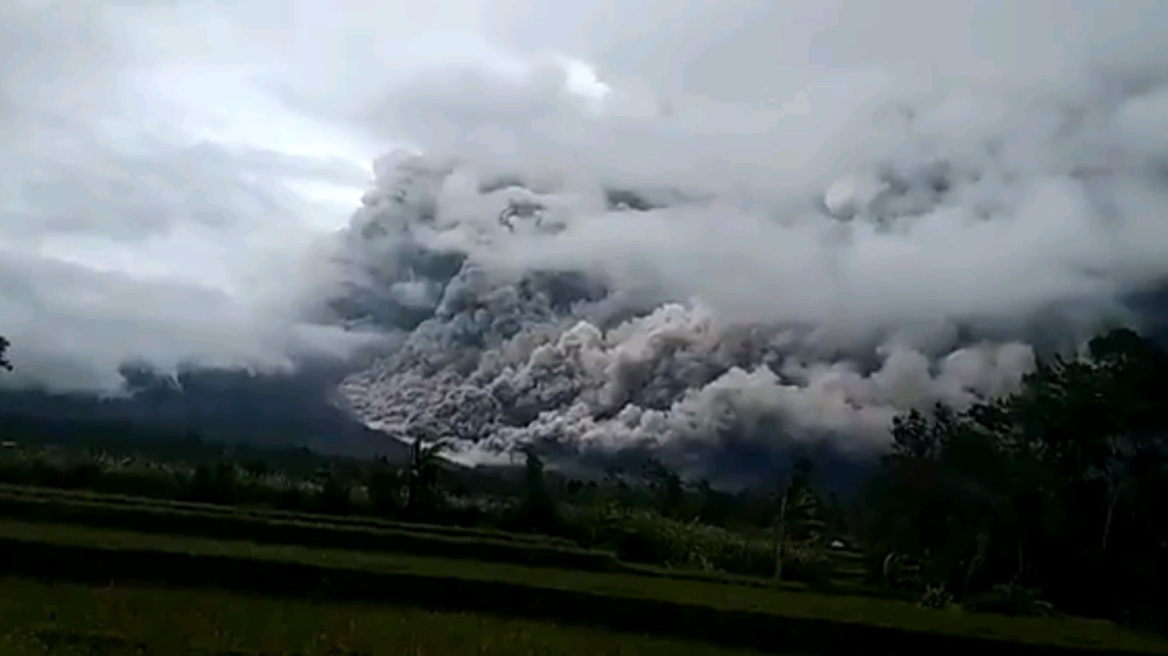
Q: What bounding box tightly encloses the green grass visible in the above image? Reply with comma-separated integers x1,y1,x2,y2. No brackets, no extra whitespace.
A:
0,484,855,593
0,482,572,546
0,489,620,571
0,519,1162,654
0,578,764,655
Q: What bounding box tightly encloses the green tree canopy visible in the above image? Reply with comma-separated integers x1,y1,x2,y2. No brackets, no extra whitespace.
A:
868,328,1168,620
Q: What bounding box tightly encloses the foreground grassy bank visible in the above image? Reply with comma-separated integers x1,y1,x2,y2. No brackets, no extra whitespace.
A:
0,520,1161,655
0,578,765,656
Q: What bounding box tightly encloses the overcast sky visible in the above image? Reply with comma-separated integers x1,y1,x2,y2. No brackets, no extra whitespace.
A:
2,0,1167,392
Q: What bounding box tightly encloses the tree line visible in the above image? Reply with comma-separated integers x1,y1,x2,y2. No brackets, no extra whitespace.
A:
866,328,1168,624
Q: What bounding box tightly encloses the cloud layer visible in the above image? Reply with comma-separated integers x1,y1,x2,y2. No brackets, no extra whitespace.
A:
0,0,382,391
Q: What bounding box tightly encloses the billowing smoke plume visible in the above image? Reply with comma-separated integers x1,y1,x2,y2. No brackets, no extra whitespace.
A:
331,67,1168,478
5,0,1168,482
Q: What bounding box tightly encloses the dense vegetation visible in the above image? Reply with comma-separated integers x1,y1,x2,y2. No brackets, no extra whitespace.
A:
867,328,1168,626
1,327,1167,642
0,437,835,585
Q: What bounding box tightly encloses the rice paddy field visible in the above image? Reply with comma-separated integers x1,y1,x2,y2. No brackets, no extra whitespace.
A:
0,483,1164,655
0,579,770,656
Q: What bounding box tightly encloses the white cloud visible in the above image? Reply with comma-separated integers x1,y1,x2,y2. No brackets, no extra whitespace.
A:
0,0,387,391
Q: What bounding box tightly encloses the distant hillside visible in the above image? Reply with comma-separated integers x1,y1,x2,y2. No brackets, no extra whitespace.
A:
0,364,409,462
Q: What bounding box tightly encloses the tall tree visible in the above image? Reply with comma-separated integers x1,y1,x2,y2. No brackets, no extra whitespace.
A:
774,457,823,583
519,447,560,530
642,458,684,518
404,437,449,519
869,328,1168,619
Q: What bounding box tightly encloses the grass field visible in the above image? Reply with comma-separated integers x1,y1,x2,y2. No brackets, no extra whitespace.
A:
0,482,576,546
0,487,621,572
0,578,766,656
0,518,1163,654
0,484,831,591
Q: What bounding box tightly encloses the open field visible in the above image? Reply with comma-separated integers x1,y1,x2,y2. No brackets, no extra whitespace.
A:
0,483,844,591
0,485,620,572
0,482,575,546
0,482,813,582
0,578,766,656
0,518,1162,655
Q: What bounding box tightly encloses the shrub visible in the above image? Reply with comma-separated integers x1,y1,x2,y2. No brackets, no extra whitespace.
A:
963,584,1053,617
366,468,403,517
781,540,834,587
315,475,353,515
561,507,830,584
919,583,955,609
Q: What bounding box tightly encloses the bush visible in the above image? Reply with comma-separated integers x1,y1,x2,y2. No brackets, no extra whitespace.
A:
561,507,830,584
315,475,353,515
919,583,955,609
366,468,403,516
781,540,834,588
564,508,755,573
963,584,1053,617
